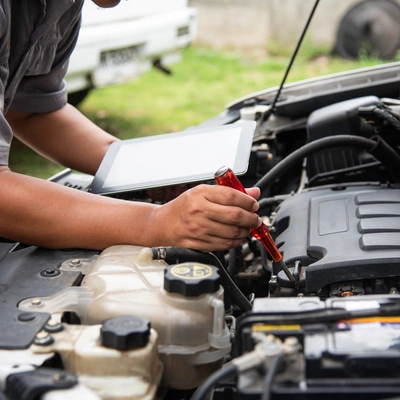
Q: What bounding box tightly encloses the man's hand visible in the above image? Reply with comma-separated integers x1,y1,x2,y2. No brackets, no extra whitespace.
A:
152,184,261,252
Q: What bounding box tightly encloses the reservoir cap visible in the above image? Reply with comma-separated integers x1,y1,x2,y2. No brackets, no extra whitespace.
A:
164,263,220,297
101,315,151,350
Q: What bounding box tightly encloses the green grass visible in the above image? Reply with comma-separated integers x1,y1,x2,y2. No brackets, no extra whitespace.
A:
9,46,393,178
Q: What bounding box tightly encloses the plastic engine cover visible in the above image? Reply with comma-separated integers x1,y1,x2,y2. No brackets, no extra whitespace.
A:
273,186,400,292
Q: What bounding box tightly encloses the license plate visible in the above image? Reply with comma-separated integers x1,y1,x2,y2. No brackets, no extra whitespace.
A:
92,46,141,87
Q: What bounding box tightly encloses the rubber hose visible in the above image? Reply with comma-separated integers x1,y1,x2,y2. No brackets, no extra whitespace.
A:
371,107,400,132
258,194,290,209
261,353,284,400
190,362,238,400
228,248,237,278
151,247,252,312
255,135,400,192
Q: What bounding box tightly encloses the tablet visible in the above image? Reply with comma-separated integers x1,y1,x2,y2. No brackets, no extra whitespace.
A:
90,121,256,195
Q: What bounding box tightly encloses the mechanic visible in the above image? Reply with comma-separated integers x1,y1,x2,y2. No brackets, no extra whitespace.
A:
0,0,261,252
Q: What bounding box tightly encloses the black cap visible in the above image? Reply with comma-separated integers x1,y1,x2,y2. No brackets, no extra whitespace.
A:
164,263,220,297
101,316,151,350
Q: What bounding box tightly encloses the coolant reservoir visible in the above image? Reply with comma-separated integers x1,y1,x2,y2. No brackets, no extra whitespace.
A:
81,245,231,390
31,317,162,400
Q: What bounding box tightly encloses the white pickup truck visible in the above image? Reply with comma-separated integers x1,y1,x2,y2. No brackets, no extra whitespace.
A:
66,0,197,105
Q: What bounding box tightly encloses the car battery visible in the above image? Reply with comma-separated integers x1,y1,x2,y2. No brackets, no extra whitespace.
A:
234,296,400,400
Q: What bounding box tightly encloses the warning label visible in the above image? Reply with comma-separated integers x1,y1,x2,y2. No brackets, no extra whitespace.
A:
170,264,213,280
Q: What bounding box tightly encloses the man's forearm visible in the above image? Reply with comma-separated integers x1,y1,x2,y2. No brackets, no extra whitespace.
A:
0,167,162,249
0,167,261,252
6,104,118,175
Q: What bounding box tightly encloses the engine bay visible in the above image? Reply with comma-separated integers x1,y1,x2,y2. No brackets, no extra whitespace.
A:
1,62,400,399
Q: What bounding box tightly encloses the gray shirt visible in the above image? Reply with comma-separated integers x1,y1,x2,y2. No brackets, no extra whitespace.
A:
0,0,84,166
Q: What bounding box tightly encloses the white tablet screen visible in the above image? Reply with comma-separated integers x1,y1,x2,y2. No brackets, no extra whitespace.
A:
91,121,255,195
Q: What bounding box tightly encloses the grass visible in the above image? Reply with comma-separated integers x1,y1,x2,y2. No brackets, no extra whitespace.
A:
8,46,393,178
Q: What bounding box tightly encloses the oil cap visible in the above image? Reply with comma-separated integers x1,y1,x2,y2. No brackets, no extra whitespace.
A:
164,262,220,297
101,315,151,350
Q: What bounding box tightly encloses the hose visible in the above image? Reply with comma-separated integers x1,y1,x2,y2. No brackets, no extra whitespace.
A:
261,353,284,400
151,247,252,312
258,194,291,209
255,135,400,192
359,105,400,132
190,362,238,400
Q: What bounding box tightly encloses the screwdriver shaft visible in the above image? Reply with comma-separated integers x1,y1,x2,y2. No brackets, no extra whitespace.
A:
214,166,298,288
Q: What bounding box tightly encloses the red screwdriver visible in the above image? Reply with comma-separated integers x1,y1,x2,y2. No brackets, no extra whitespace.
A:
214,166,298,288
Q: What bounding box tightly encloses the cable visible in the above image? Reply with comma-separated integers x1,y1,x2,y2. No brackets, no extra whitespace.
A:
151,247,252,311
190,363,238,400
255,134,400,192
261,353,284,400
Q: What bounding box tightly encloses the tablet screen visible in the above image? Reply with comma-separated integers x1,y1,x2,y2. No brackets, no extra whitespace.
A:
90,121,255,195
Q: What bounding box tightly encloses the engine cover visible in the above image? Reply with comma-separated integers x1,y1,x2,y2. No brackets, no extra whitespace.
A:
273,186,400,292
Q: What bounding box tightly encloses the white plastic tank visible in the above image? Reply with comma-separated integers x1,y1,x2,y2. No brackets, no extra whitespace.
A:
31,320,162,400
81,245,231,390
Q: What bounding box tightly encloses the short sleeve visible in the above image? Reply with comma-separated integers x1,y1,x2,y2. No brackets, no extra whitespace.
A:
9,1,83,114
0,2,12,166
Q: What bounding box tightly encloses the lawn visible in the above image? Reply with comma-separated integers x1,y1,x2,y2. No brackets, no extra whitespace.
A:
8,46,391,178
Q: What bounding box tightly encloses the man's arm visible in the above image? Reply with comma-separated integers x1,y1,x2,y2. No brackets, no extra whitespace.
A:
0,166,260,251
3,104,261,251
6,104,117,175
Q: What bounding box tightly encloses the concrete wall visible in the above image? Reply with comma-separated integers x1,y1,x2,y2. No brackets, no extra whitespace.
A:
188,0,396,53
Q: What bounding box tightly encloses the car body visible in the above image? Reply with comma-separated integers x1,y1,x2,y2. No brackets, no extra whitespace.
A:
65,0,197,104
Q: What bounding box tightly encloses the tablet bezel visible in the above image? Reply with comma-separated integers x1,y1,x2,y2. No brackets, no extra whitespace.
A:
90,121,256,195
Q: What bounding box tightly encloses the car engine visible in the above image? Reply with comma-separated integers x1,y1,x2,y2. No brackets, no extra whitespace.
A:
1,63,400,400
271,185,400,297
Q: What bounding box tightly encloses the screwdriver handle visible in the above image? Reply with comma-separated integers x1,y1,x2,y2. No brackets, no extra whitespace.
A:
214,166,283,262
251,223,282,262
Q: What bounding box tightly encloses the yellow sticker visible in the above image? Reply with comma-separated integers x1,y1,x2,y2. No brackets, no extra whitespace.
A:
170,263,213,280
341,316,400,324
252,323,301,331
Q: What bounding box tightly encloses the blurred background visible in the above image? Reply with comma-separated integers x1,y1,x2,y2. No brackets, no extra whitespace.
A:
190,0,400,58
9,0,400,178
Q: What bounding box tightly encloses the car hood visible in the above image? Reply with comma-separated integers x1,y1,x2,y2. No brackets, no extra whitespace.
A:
227,61,400,119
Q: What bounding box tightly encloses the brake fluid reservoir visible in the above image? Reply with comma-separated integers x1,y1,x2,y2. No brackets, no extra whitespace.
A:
81,245,231,390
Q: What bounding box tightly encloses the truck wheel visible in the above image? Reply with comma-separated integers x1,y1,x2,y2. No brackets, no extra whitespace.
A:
334,0,400,60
